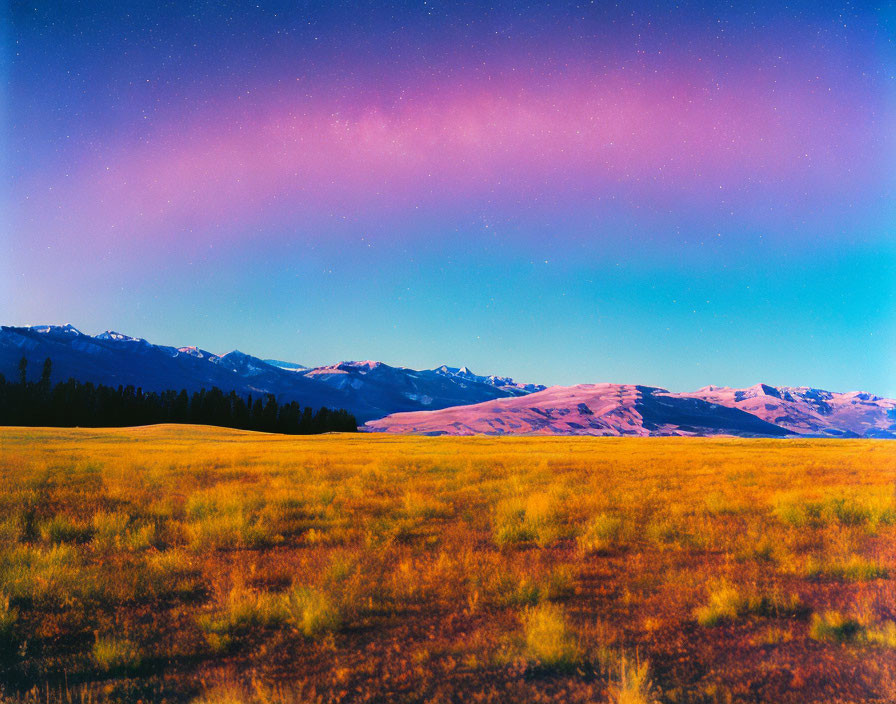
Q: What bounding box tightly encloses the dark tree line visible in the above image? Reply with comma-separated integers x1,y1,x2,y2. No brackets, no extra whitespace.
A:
0,357,358,433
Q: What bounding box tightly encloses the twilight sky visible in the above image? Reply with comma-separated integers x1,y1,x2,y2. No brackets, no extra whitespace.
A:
4,1,895,395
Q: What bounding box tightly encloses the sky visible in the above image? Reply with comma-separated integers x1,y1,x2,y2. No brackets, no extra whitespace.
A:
4,1,895,395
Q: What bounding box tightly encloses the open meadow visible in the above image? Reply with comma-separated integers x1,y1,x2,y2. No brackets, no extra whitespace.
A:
0,426,894,703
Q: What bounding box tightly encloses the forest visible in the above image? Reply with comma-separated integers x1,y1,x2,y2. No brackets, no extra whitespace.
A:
0,357,358,434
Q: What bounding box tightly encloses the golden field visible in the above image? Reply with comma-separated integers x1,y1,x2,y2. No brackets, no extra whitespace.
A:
0,426,894,703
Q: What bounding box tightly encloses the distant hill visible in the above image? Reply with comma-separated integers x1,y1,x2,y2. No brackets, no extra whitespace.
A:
365,383,896,438
670,384,896,438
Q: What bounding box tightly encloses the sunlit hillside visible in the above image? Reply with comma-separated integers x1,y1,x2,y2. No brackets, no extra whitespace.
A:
0,426,894,703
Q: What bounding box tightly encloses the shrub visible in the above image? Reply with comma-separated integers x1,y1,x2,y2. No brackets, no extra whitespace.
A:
521,603,581,668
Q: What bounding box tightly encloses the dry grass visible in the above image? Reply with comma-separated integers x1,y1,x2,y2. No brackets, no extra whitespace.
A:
0,425,893,703
520,602,582,669
607,654,658,704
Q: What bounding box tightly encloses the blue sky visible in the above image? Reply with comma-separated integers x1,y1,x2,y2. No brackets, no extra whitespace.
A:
4,1,895,394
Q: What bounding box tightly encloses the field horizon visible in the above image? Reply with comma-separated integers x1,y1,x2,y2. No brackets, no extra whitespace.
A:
1,425,894,703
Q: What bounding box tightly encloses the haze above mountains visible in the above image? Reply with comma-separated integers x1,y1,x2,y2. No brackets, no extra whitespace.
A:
2,325,894,438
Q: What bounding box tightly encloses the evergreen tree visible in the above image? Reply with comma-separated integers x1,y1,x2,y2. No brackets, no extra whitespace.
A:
40,358,52,388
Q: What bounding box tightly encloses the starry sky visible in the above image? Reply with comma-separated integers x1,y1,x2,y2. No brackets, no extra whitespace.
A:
4,1,895,394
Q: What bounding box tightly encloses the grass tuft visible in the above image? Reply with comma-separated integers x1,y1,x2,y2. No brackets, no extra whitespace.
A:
809,611,863,643
695,581,805,626
607,654,659,704
578,513,623,554
521,603,581,668
283,585,341,638
39,514,91,544
805,555,889,581
493,492,568,547
92,635,142,673
809,611,896,648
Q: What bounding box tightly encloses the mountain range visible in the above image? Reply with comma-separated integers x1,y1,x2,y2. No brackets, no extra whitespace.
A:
365,383,896,438
0,325,537,422
2,324,893,437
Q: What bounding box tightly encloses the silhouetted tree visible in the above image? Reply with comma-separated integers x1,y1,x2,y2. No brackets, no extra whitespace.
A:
40,358,52,388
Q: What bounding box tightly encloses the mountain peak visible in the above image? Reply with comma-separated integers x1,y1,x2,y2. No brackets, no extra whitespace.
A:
97,331,144,343
340,360,384,371
696,384,729,393
745,383,782,399
30,324,83,336
431,363,545,395
178,346,218,360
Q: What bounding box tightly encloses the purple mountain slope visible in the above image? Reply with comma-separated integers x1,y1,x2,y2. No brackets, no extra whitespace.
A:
365,383,896,438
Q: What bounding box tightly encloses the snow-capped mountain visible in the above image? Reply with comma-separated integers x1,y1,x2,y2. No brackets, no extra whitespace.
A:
670,384,896,438
430,365,546,395
96,331,147,343
294,360,516,420
179,346,219,360
364,382,896,438
0,324,345,412
0,325,527,421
